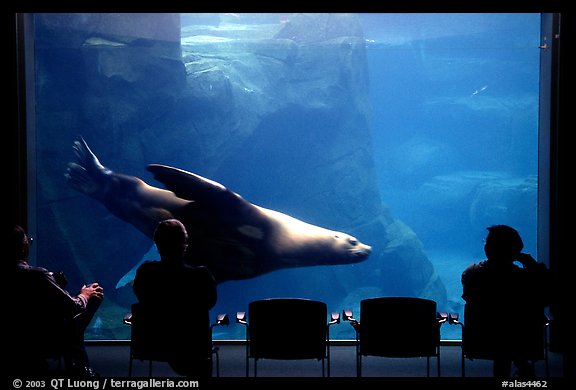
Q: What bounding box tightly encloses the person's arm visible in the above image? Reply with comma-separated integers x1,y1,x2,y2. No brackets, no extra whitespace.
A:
39,270,88,317
516,253,545,270
201,266,218,309
133,261,161,305
132,263,148,303
517,253,551,306
461,264,475,302
191,266,217,309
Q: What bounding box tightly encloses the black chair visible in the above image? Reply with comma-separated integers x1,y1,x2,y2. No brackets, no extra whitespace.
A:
448,310,550,377
123,303,229,377
8,271,78,375
8,324,70,375
236,298,340,377
343,297,444,377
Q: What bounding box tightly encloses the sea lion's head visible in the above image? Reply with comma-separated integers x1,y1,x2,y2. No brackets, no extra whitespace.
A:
332,232,372,264
264,210,373,268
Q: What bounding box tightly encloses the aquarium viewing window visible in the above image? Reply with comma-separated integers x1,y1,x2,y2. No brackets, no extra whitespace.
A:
19,13,553,341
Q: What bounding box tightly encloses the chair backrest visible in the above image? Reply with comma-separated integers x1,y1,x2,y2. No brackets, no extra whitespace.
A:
130,302,212,362
359,297,440,357
463,300,545,361
130,302,172,362
247,298,328,360
9,269,72,363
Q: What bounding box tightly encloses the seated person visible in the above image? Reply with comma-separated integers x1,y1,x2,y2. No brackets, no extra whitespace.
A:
461,224,550,377
7,225,104,377
133,219,217,377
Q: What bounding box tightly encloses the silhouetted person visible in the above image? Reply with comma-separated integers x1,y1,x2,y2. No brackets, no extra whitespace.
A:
461,224,550,377
7,225,104,377
133,219,217,377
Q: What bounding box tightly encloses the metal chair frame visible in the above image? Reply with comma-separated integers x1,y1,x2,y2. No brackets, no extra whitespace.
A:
236,298,340,377
447,313,551,377
123,305,229,377
344,297,445,377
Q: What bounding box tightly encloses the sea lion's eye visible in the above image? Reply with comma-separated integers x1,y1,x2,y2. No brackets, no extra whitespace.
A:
349,238,358,246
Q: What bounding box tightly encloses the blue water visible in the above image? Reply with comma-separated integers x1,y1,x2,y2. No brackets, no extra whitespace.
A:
29,13,541,341
362,13,540,339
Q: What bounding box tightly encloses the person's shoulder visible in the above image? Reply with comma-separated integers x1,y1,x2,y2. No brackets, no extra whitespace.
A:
138,260,161,268
183,264,215,278
135,260,163,275
13,263,56,288
463,260,485,274
18,262,50,276
183,264,210,272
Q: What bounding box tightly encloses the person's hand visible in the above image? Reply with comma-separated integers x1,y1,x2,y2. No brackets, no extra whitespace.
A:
517,253,537,268
81,282,104,301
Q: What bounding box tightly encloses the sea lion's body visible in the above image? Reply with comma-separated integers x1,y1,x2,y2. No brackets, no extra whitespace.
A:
66,137,371,282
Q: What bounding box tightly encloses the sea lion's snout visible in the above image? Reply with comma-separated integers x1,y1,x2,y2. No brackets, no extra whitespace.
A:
333,233,371,263
358,245,372,256
350,244,371,261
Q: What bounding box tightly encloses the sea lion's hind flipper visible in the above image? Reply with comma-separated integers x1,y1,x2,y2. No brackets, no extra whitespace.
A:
66,136,112,197
147,164,235,204
72,136,112,175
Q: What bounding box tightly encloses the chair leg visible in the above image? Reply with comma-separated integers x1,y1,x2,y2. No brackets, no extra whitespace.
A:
210,348,220,378
148,360,152,377
427,356,430,377
54,356,63,370
544,343,550,377
128,355,133,377
356,335,361,377
326,342,330,377
245,345,249,377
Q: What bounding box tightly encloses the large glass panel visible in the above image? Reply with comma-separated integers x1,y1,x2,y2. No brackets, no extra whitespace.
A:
28,13,541,340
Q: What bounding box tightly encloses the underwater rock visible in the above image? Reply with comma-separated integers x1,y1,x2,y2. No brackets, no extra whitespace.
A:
412,171,537,250
274,13,364,43
36,14,447,313
469,175,537,244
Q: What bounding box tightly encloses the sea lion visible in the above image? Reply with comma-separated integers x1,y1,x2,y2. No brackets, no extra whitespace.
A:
66,137,372,282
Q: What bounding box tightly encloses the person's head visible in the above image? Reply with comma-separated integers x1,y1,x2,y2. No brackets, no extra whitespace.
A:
10,225,31,263
484,224,523,263
153,219,188,263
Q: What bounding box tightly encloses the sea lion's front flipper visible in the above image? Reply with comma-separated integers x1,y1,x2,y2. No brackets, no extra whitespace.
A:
147,164,267,234
147,164,238,205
